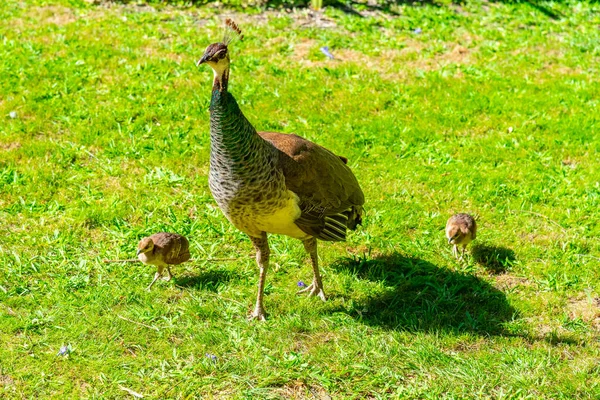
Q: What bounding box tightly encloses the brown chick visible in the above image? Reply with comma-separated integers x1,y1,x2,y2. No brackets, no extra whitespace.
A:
446,213,477,260
137,232,191,290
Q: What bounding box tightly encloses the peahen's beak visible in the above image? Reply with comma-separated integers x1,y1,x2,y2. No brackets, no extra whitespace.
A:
196,53,210,67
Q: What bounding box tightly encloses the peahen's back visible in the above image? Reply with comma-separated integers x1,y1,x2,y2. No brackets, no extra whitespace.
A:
259,131,364,241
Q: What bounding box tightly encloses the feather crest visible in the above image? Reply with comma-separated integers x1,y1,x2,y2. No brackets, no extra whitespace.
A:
223,18,244,45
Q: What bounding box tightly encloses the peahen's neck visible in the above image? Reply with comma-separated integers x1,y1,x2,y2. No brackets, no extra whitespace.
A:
208,73,273,178
212,65,229,93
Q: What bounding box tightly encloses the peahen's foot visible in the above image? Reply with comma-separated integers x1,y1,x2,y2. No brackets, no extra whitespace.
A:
249,305,267,321
297,281,327,301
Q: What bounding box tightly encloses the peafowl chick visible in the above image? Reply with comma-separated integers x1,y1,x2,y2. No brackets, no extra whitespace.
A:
197,20,365,320
137,232,191,290
446,213,477,260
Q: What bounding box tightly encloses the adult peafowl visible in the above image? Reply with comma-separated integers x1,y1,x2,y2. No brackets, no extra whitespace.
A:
197,20,364,320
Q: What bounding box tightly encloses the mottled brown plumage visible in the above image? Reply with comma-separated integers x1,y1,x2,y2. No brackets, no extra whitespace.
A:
259,131,364,240
446,213,477,259
137,232,191,289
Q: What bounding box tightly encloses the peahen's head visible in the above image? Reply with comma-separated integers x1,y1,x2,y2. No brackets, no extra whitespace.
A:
197,42,230,74
197,19,243,92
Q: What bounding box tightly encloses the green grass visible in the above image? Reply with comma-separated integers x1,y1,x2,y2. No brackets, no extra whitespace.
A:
1,0,600,398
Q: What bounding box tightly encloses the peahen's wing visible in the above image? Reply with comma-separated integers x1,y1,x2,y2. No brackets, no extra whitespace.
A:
259,132,364,242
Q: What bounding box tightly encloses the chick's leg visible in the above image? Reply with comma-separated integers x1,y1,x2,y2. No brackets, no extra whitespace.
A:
297,237,326,301
162,266,173,281
250,232,269,321
147,265,165,290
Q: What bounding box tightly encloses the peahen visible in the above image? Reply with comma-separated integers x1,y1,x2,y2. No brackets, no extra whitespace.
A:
197,20,364,320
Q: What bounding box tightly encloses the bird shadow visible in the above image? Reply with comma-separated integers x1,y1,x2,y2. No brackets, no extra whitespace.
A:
330,252,516,335
329,253,582,345
471,243,516,274
175,269,240,291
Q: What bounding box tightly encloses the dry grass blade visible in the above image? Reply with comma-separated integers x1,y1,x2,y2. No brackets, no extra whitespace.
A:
119,386,144,398
117,314,159,332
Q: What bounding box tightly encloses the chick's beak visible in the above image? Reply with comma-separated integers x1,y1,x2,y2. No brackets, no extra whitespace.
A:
448,237,453,244
136,249,142,256
196,53,210,67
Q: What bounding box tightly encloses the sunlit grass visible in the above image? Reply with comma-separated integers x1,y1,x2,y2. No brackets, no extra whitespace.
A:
0,0,599,398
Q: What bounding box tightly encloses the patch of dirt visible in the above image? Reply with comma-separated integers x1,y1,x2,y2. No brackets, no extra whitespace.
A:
167,291,185,304
345,244,370,255
274,380,332,400
541,63,583,76
292,11,338,29
521,232,561,246
441,45,470,63
535,322,562,338
2,304,17,316
511,45,564,59
0,142,21,152
291,39,318,61
450,337,487,352
289,37,475,81
292,331,336,352
0,375,15,386
561,158,578,168
27,5,78,26
511,45,584,77
568,296,600,330
102,176,124,192
206,389,237,399
77,380,91,393
168,335,183,345
493,274,531,291
119,340,143,357
141,43,184,63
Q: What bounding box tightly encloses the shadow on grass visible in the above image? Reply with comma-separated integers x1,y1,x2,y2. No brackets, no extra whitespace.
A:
330,253,583,344
471,243,516,274
175,269,240,291
331,253,515,335
97,0,569,19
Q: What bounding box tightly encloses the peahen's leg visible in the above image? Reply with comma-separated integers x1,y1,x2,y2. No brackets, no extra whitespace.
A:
297,237,326,301
453,244,459,259
249,232,270,321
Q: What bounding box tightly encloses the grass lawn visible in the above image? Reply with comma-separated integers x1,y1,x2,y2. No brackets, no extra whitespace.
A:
1,0,599,398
